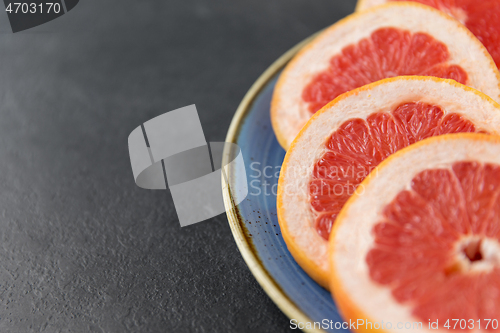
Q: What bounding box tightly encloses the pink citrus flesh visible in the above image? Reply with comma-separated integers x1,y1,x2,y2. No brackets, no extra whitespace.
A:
367,160,500,326
302,27,468,114
385,0,500,69
310,102,481,240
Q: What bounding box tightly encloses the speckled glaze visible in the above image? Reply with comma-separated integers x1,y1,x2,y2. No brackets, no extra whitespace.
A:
223,41,348,332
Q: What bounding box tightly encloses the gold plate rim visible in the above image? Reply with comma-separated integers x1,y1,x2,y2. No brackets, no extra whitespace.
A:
222,33,325,333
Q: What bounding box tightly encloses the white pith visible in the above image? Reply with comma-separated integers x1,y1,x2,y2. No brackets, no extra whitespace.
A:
330,134,500,332
453,236,500,273
272,2,500,150
357,0,387,10
357,0,469,24
278,77,500,289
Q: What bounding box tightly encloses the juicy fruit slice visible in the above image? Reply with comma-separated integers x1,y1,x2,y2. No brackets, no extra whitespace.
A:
271,2,500,151
329,134,500,332
367,161,500,323
302,28,467,114
311,102,478,240
356,0,500,69
277,77,500,289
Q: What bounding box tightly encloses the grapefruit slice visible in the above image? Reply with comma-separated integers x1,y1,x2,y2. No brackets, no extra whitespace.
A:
356,0,500,70
329,133,500,332
277,77,500,289
271,2,500,151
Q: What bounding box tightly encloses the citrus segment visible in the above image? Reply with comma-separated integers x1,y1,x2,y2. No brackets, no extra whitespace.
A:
271,3,500,150
357,0,500,69
329,134,500,332
278,77,500,289
367,161,500,324
302,28,468,114
310,102,479,240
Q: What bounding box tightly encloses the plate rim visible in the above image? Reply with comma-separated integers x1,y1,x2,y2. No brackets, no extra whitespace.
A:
222,33,326,333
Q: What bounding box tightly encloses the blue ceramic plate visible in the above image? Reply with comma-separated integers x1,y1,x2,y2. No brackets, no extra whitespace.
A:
223,36,347,333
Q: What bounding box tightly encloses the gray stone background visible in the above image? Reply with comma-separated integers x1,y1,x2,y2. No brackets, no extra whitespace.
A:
0,0,355,332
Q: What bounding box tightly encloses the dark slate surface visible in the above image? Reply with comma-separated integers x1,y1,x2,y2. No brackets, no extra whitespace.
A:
0,1,356,332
